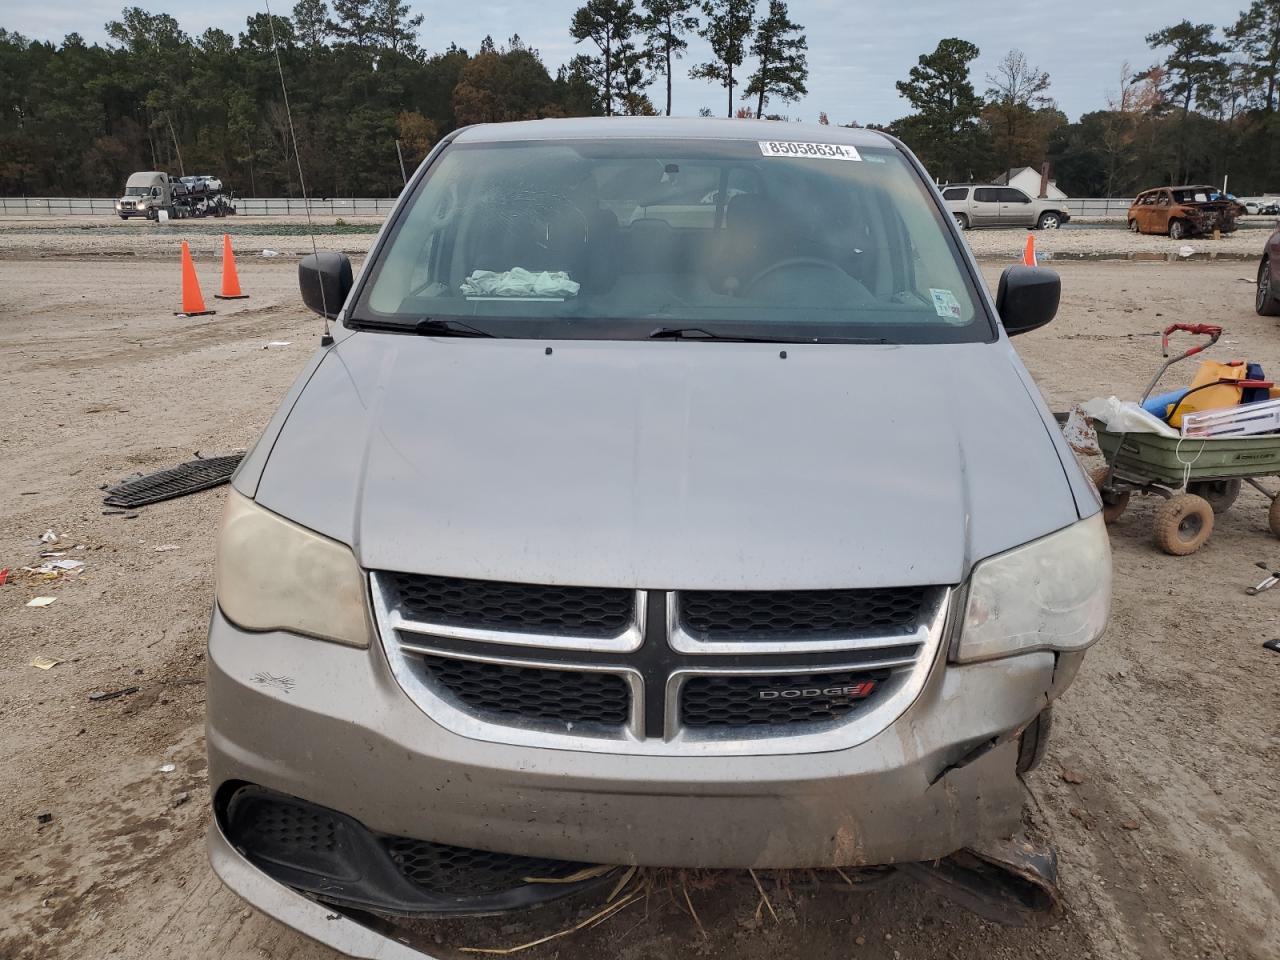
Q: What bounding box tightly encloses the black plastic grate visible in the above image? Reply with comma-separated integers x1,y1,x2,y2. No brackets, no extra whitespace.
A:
680,587,925,637
420,655,630,726
103,454,244,508
681,669,890,728
225,789,345,877
385,838,589,896
386,573,633,636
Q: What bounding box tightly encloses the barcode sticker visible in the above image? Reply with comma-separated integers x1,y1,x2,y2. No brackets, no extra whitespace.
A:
758,141,862,161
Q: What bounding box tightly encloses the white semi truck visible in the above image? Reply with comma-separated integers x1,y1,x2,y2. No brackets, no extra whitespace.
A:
115,171,237,220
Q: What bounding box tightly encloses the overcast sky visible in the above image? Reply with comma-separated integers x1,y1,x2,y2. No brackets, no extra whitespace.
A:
5,1,1242,124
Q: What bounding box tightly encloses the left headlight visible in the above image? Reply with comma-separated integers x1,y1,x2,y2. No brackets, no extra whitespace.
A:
216,489,371,648
954,513,1111,664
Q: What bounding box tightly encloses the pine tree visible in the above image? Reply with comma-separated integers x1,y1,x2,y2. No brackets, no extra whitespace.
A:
292,0,331,49
372,0,423,55
571,0,641,116
690,0,755,117
640,0,699,116
328,0,377,49
1227,1,1280,111
744,0,807,119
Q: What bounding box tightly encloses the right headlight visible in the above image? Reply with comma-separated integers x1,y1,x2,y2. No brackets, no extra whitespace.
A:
216,490,371,648
955,513,1111,664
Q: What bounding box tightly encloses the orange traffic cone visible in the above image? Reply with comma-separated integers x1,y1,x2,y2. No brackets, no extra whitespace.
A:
1022,233,1038,267
175,241,215,317
214,233,248,300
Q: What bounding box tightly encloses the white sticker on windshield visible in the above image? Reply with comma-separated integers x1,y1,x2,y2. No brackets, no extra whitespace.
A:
929,288,963,320
758,141,861,161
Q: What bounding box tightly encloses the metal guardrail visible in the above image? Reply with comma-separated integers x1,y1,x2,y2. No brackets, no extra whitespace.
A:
0,196,1147,218
0,197,401,216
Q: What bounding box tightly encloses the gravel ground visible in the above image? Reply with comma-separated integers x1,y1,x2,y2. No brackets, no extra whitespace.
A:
0,218,1277,960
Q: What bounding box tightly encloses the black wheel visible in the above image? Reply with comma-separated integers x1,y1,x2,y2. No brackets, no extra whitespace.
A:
953,213,969,230
1128,218,1140,233
1017,707,1053,774
1257,257,1280,316
1187,479,1241,513
1153,493,1214,555
1037,211,1061,230
1169,219,1187,241
1090,466,1130,524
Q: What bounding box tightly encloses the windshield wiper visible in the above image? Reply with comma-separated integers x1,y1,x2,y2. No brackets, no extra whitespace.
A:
648,325,808,343
413,317,497,338
345,316,498,337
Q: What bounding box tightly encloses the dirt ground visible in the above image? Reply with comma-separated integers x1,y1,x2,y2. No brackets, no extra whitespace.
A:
0,218,1277,960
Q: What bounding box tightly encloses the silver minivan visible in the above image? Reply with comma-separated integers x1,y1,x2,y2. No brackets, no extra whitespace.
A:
207,118,1109,953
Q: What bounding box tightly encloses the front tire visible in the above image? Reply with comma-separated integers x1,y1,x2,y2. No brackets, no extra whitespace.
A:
1017,707,1053,774
1169,219,1187,241
1037,211,1061,230
1128,218,1140,233
1257,258,1280,316
954,213,969,231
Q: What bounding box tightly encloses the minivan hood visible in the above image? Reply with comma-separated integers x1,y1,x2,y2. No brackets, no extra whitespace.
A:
254,334,1078,589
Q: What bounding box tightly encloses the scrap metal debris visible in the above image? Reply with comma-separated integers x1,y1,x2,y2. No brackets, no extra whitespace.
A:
102,453,244,509
29,657,63,670
88,687,139,702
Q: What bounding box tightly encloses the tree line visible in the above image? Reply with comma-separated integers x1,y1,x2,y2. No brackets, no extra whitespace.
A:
885,4,1280,196
0,2,1277,198
0,1,808,198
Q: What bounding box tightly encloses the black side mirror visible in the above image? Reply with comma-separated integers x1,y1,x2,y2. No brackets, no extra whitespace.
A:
996,265,1060,337
299,252,353,320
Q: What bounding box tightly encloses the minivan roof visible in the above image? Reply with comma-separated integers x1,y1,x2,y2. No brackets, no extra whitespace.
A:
451,116,894,148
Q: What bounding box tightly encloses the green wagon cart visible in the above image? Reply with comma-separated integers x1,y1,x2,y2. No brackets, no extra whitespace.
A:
1090,323,1280,555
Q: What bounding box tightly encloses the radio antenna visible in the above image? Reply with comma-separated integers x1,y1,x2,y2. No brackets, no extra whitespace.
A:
263,0,331,343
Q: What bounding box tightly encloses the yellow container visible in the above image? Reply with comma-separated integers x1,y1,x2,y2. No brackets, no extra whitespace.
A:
1166,361,1246,427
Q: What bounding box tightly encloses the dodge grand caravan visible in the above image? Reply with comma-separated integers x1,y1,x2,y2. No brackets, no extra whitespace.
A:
207,118,1110,953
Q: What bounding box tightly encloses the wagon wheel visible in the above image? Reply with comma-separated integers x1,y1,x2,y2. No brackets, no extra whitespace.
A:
1090,466,1130,525
1268,496,1280,538
1153,493,1214,555
1187,479,1241,514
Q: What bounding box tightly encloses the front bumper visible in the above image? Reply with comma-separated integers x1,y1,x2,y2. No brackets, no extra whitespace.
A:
207,606,1060,871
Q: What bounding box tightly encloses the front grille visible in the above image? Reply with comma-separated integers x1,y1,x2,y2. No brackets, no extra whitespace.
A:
420,655,629,726
680,587,925,637
385,572,633,636
680,669,891,728
386,838,589,896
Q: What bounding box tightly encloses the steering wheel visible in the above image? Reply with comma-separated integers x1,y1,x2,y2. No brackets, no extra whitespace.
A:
744,257,847,295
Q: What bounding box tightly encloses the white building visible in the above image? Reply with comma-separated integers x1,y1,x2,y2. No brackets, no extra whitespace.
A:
995,166,1069,200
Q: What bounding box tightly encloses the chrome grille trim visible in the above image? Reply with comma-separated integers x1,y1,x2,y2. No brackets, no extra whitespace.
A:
666,587,941,655
389,585,645,654
371,572,950,757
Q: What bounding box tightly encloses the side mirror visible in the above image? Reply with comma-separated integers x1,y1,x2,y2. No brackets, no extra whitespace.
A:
996,265,1060,337
299,251,353,319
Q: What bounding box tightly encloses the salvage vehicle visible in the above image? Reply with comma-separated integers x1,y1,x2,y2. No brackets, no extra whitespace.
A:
1127,186,1244,239
206,117,1111,955
941,184,1071,230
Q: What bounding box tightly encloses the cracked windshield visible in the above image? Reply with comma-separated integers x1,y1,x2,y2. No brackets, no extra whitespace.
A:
362,138,984,341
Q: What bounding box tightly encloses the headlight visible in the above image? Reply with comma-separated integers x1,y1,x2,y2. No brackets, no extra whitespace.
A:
216,490,370,647
955,513,1110,663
